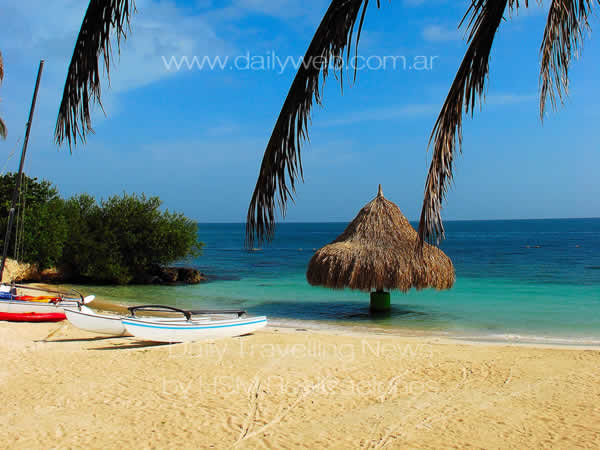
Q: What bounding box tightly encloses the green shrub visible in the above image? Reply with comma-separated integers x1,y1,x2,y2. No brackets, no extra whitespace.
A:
0,173,67,269
0,174,203,282
62,193,203,284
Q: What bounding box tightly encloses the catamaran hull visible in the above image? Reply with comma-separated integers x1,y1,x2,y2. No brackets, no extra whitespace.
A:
122,316,268,343
64,307,214,336
0,299,80,315
64,306,129,336
0,312,66,322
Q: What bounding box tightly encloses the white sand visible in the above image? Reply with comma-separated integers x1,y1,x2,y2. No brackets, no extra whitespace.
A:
1,321,599,449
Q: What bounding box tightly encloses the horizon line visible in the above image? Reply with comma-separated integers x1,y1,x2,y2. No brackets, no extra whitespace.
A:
193,216,600,224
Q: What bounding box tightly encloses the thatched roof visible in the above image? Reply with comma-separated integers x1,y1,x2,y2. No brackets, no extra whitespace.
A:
307,186,455,292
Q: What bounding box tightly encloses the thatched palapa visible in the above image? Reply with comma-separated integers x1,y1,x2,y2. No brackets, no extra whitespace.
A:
307,186,454,309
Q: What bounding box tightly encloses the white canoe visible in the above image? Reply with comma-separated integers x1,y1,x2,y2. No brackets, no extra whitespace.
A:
122,315,268,343
65,305,129,336
64,305,215,336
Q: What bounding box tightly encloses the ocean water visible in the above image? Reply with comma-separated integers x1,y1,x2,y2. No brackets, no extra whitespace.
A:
84,219,600,345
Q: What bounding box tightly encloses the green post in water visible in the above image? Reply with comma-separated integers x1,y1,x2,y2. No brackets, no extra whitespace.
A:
370,291,391,312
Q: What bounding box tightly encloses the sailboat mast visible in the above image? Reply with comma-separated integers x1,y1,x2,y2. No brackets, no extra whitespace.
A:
0,60,44,282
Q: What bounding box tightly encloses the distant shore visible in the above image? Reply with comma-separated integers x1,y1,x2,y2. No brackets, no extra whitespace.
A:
2,320,599,448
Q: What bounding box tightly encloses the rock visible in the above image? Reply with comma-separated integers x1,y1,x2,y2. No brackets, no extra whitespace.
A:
158,267,179,283
133,272,161,285
133,266,205,285
177,267,206,284
40,267,70,283
1,259,40,283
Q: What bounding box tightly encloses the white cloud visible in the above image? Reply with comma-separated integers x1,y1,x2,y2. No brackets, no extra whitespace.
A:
316,93,536,127
232,0,329,19
487,93,537,106
0,0,235,150
319,104,440,127
422,25,462,42
109,1,234,92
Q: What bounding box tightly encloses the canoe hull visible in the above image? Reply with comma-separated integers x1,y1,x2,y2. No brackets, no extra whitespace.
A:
64,306,128,336
0,298,80,315
0,311,66,322
65,308,214,336
122,316,268,343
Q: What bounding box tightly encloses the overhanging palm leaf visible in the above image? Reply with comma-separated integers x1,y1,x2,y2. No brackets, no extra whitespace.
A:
417,0,528,248
540,0,595,117
55,0,135,148
245,0,379,247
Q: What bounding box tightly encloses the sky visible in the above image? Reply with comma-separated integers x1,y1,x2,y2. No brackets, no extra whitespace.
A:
0,0,598,223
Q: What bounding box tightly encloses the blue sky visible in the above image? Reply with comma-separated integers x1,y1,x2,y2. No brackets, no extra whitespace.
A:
0,0,598,223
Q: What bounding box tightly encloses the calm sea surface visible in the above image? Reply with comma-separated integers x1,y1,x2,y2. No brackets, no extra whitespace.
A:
81,219,600,345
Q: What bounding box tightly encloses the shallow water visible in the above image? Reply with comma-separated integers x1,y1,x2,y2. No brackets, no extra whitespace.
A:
76,219,600,345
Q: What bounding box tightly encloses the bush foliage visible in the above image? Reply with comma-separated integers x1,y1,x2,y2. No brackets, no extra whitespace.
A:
0,174,202,284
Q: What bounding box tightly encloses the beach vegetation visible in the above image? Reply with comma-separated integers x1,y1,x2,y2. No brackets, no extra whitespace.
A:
62,193,203,284
0,174,202,283
0,173,68,269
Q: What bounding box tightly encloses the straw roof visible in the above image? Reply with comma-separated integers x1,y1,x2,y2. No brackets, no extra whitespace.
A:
307,186,455,293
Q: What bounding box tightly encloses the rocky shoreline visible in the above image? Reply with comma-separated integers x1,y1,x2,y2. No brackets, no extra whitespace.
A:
1,258,207,285
135,265,207,285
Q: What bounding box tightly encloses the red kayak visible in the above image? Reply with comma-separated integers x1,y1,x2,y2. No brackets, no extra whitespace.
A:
0,312,66,322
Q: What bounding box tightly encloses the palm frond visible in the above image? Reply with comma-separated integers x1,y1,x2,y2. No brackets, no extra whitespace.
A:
0,50,4,83
0,118,6,140
245,0,379,248
417,0,519,248
55,0,135,149
540,0,594,118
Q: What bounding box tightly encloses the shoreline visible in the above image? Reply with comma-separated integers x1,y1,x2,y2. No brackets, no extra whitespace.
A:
84,296,600,350
267,320,600,350
20,283,600,349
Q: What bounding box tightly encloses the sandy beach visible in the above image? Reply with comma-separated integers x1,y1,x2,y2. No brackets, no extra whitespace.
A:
1,321,599,449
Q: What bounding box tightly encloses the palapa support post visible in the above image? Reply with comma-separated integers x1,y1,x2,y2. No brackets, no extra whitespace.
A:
370,290,390,312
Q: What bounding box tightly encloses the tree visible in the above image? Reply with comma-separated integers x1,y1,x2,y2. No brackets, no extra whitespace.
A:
60,193,101,278
0,175,202,280
0,50,6,139
0,173,67,269
60,193,203,284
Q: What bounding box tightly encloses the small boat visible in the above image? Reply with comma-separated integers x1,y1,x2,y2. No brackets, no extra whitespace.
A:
122,305,268,343
0,311,66,322
0,284,94,319
65,305,216,336
64,305,130,336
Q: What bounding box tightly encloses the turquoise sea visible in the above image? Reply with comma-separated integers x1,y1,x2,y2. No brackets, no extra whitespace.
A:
84,219,600,345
